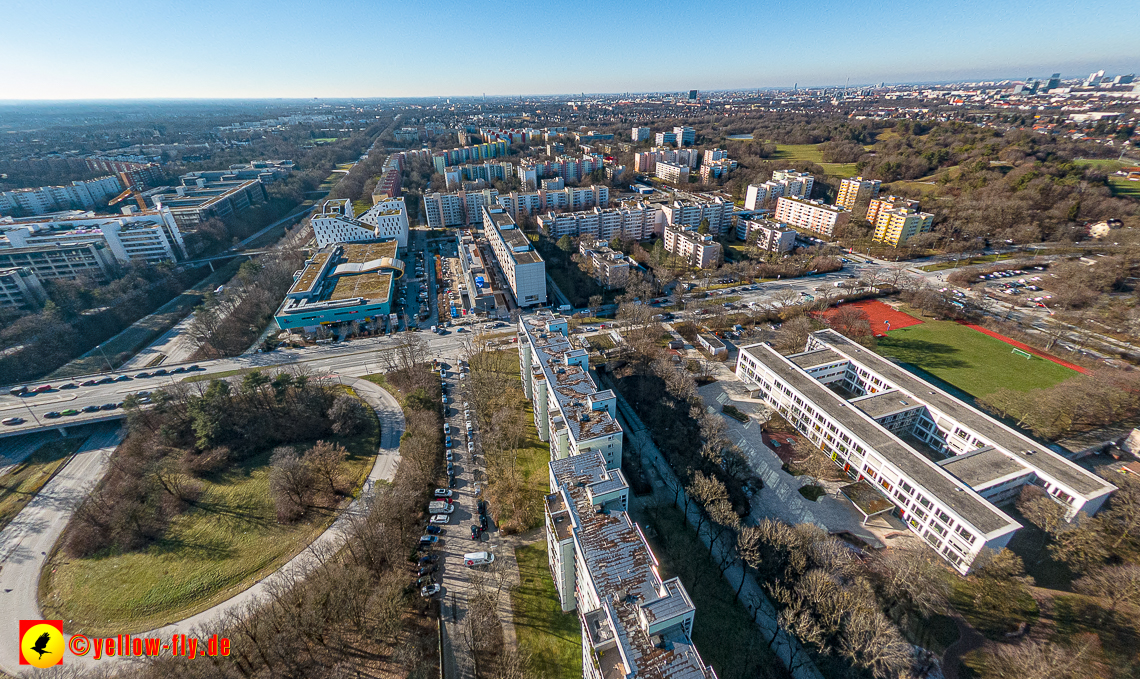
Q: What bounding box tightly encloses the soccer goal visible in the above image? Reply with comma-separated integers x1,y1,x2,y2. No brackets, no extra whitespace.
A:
1011,348,1033,360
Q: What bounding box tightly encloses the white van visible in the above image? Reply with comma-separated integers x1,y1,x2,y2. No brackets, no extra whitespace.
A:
428,501,454,514
464,551,494,567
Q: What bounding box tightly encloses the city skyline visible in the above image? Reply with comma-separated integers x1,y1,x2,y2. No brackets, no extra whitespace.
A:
2,0,1137,100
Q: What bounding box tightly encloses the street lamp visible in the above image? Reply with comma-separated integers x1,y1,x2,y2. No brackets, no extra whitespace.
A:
96,343,114,373
20,398,42,426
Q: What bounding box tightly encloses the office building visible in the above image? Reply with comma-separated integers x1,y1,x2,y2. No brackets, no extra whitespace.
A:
519,311,623,465
632,126,651,142
0,176,124,217
181,160,294,184
664,225,722,269
579,239,632,289
544,452,715,679
738,218,796,253
660,197,732,237
655,161,690,184
673,126,696,146
871,207,934,247
152,178,267,228
0,267,48,312
274,240,404,332
483,206,546,307
735,330,1116,572
774,197,849,237
836,176,882,210
310,197,410,248
0,241,118,281
0,208,187,264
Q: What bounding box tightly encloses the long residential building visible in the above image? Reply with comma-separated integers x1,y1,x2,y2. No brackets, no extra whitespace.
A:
430,140,509,174
655,161,690,183
865,195,920,225
483,206,546,307
519,311,623,466
771,170,814,198
0,175,124,217
0,241,118,281
423,189,501,228
773,197,850,236
663,225,722,269
0,208,187,264
743,170,814,210
496,185,609,219
835,176,882,210
538,201,665,241
660,197,732,237
735,330,1116,573
310,197,410,248
545,452,715,679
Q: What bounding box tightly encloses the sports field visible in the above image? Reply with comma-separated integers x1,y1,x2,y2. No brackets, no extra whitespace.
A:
819,300,923,335
875,315,1078,399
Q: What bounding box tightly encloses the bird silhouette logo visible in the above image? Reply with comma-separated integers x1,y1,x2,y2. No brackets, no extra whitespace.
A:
19,620,64,667
32,632,53,659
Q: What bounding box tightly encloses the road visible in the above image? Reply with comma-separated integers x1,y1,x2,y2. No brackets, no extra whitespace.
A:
0,377,404,677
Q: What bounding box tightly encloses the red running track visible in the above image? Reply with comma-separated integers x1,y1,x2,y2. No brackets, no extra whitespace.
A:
956,322,1089,374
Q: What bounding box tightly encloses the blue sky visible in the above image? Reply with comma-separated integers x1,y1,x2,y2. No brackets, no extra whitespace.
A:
3,0,1137,99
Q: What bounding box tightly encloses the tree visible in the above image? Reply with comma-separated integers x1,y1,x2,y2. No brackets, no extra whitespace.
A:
270,446,314,522
969,635,1107,679
556,235,574,253
697,218,710,235
828,305,873,341
588,294,603,311
306,441,348,499
328,394,370,435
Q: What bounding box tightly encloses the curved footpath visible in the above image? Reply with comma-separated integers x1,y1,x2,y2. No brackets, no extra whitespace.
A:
0,377,404,676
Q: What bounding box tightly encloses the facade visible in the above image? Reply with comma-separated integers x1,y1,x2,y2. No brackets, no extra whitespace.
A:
871,207,935,247
664,225,722,269
181,160,294,184
735,330,1116,573
738,218,796,253
836,176,882,210
579,239,632,289
153,178,267,228
660,197,732,237
0,175,124,217
423,189,500,228
771,170,814,198
274,240,404,332
773,197,850,237
654,131,678,146
673,126,696,146
544,452,715,679
312,197,409,248
865,195,920,225
655,161,690,184
632,126,651,142
0,241,118,281
699,159,737,183
0,267,48,312
0,208,187,264
538,201,665,241
519,311,623,467
743,171,813,211
495,185,610,221
483,206,546,307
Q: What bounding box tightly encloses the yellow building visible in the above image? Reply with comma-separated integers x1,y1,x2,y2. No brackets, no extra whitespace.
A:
872,208,934,246
866,195,919,224
836,176,881,210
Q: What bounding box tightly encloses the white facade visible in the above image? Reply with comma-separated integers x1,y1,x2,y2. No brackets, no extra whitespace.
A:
631,126,651,142
423,189,499,228
774,196,850,236
663,225,722,269
537,201,664,241
655,160,690,183
358,198,410,247
483,206,546,307
735,330,1116,573
0,208,187,264
771,169,814,198
660,197,731,236
0,175,124,217
739,218,797,253
673,126,696,146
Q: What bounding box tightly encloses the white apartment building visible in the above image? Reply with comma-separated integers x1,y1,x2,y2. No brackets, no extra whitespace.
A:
699,159,737,183
579,239,632,289
771,170,814,198
655,161,690,184
483,206,546,307
660,197,732,237
655,131,677,146
538,201,665,241
0,208,187,264
735,330,1116,573
737,218,796,253
423,189,500,228
632,126,651,142
663,225,722,269
702,148,728,164
311,198,410,248
495,185,609,219
673,126,696,146
519,311,623,467
545,451,715,679
743,172,815,211
773,197,850,236
0,175,124,217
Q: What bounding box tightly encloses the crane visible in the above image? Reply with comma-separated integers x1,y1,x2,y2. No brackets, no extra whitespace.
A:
107,171,148,211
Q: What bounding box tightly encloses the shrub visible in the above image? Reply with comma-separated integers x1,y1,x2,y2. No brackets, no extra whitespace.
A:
329,394,370,436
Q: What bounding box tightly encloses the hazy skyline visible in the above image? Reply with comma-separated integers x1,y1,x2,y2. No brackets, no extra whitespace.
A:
3,0,1138,100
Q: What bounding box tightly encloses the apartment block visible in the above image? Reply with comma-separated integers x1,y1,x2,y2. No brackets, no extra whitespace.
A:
771,169,815,198
702,148,728,164
0,175,124,217
660,197,732,237
632,126,651,142
865,195,920,225
673,126,696,146
773,197,849,237
494,186,609,221
655,161,690,184
836,176,882,210
871,207,934,247
537,201,664,241
0,267,48,312
735,330,1116,572
664,225,722,269
311,197,410,248
423,189,500,228
654,131,677,146
518,311,622,465
743,172,813,211
737,218,796,253
579,239,632,289
544,452,715,679
484,206,546,307
699,159,737,183
0,208,187,264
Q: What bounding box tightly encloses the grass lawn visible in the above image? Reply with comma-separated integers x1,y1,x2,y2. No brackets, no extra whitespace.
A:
638,504,791,679
511,543,582,679
0,437,84,531
1108,176,1140,198
41,398,380,635
917,253,1018,272
875,315,1077,399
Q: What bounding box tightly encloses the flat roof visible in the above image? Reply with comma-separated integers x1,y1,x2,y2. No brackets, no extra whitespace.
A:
789,348,845,369
743,342,1017,535
816,330,1114,499
939,448,1032,489
851,390,924,420
291,252,331,295
330,272,393,302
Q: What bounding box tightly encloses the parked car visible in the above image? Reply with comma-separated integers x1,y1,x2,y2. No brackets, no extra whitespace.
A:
82,405,100,413
430,514,450,525
135,372,152,379
58,383,78,390
80,380,98,387
417,565,437,577
418,554,438,565
467,442,475,453
33,385,52,393
115,375,132,382
419,535,439,545
434,489,453,498
8,386,28,396
100,403,118,410
420,584,441,598
425,525,444,535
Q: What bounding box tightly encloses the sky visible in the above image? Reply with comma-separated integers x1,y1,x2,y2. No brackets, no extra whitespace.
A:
2,0,1138,100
